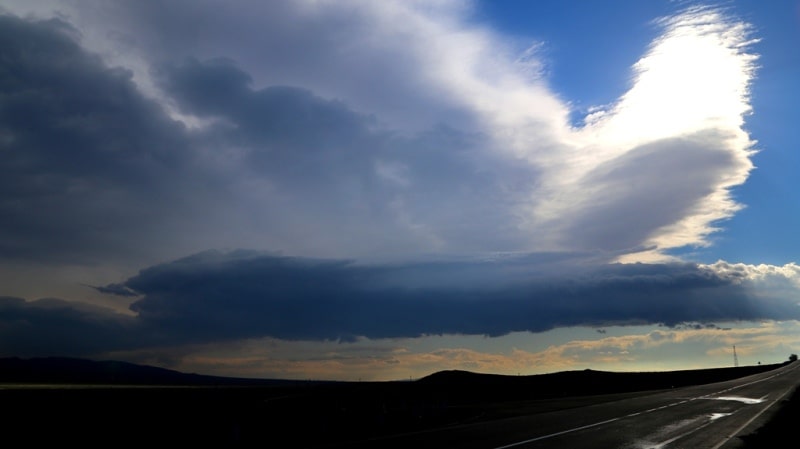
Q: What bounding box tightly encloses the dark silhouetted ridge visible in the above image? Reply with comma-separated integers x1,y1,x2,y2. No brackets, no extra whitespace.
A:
417,363,790,401
0,356,299,385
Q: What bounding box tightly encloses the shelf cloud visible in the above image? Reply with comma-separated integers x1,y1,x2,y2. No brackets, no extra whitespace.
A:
3,251,800,357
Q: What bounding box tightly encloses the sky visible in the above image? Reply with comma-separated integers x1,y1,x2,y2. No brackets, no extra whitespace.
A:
1,0,799,381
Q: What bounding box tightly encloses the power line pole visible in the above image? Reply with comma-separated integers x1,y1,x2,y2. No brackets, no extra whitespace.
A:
733,345,739,367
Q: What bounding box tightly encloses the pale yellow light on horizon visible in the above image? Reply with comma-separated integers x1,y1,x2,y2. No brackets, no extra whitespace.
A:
111,321,800,382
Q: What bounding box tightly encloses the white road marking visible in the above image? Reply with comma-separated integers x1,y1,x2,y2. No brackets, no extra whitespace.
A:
491,418,620,449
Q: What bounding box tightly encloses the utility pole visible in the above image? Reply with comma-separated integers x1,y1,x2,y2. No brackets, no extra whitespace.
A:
733,345,739,367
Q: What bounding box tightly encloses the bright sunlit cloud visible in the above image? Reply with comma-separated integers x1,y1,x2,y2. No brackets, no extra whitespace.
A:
527,6,758,260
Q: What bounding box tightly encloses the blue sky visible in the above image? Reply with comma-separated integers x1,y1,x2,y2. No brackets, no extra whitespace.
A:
1,0,800,381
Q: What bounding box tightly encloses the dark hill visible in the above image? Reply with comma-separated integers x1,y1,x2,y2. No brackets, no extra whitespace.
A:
0,356,303,386
417,363,789,402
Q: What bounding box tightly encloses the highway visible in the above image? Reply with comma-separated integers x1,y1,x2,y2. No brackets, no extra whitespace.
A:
329,362,800,449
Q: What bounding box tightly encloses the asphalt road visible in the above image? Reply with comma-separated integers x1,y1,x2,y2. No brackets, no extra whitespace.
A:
327,362,800,449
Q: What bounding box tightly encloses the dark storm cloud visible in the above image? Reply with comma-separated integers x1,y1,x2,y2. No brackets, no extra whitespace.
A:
158,57,371,148
155,56,388,205
2,250,799,357
152,56,538,255
0,14,195,263
91,0,482,131
0,296,138,356
0,12,539,266
113,252,800,342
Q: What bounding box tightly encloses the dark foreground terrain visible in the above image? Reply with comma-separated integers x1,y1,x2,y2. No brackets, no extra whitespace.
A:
1,357,796,447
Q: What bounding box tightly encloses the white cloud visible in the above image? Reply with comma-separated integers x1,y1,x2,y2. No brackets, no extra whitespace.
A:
527,6,758,259
706,260,800,287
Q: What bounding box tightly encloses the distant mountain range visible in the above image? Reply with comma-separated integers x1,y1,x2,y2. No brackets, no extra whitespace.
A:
0,356,298,386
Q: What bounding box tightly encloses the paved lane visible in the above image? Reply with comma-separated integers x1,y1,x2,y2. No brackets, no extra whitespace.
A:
328,362,800,449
